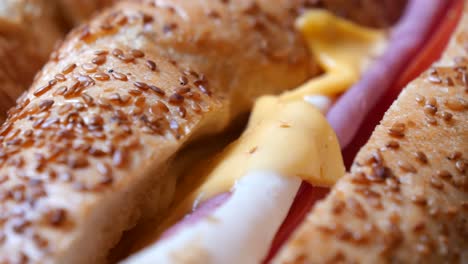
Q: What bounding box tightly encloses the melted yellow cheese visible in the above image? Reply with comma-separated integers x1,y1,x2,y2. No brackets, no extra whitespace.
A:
281,10,385,100
161,10,385,230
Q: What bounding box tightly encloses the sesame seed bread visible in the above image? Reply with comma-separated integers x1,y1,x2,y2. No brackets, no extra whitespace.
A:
274,4,468,264
0,0,63,123
0,0,314,263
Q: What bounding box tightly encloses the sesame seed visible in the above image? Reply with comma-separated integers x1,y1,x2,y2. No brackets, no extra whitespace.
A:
89,115,104,127
388,122,405,138
428,75,442,83
163,23,178,33
129,89,143,96
196,83,211,96
169,93,184,105
75,102,85,111
176,87,191,95
112,72,128,81
77,74,95,86
151,101,170,113
34,84,52,97
280,122,291,128
455,160,466,173
12,219,30,233
32,233,48,249
385,140,400,149
142,13,154,24
62,63,76,74
430,176,444,189
130,49,145,58
96,162,112,181
94,50,109,55
55,74,67,82
441,111,453,121
92,55,107,65
32,117,46,128
133,82,149,91
57,104,73,115
463,71,468,85
445,98,467,111
112,48,124,57
114,14,128,25
118,53,135,63
249,146,258,154
108,93,122,103
415,94,425,105
414,151,428,164
93,72,110,81
146,60,157,71
411,194,427,206
134,97,146,107
435,170,452,179
67,155,89,169
427,97,437,107
398,160,417,173
79,26,91,40
445,206,458,219
191,103,201,113
82,63,98,73
113,149,127,168
130,107,143,115
413,222,426,233
347,198,367,219
42,117,60,129
461,202,468,211
48,208,66,226
55,86,68,96
0,175,8,185
423,104,437,115
425,116,438,125
444,77,454,86
365,150,383,165
39,100,54,111
179,76,189,85
367,166,392,182
120,94,130,104
448,151,462,161
149,85,165,96
178,106,187,117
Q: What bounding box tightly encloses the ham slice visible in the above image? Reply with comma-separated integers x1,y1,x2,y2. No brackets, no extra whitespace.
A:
328,0,451,148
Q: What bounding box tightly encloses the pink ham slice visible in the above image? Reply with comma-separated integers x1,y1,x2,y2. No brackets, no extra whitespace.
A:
328,0,451,149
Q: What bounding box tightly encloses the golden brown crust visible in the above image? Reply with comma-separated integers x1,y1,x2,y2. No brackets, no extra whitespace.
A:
0,0,63,123
57,0,116,25
0,0,312,262
275,5,468,264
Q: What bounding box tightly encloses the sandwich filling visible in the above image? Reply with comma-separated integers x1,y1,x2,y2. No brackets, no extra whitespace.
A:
124,10,385,263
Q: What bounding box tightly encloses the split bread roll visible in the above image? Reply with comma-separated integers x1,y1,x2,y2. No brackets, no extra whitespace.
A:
0,0,313,263
0,0,63,122
275,5,468,264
